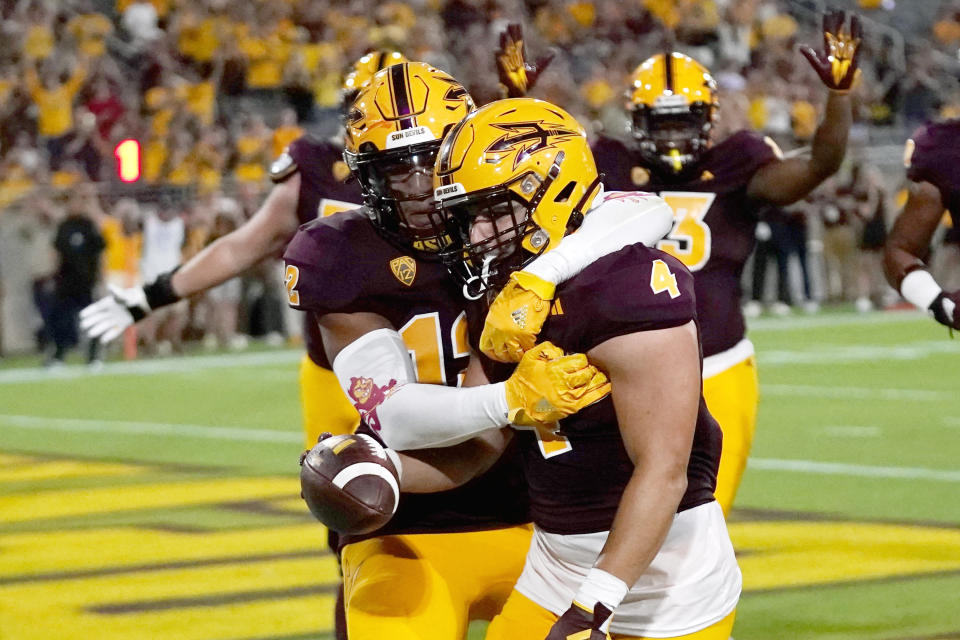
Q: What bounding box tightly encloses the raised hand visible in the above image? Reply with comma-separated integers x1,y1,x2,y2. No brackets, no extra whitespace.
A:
799,10,862,93
496,23,555,98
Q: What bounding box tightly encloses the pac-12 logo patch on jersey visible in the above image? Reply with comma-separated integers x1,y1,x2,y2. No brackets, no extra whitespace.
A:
390,256,417,286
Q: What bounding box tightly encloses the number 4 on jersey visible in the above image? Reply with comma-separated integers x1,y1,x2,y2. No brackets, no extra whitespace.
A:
650,259,681,299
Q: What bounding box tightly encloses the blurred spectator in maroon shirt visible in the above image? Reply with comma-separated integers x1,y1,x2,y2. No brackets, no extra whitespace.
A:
85,75,126,141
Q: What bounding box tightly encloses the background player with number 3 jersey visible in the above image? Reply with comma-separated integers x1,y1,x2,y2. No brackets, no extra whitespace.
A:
591,10,860,515
883,119,960,330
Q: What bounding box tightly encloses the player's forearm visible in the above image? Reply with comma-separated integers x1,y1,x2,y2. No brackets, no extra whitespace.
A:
809,91,852,180
523,193,673,286
170,228,285,298
397,428,511,493
882,240,925,290
376,382,511,450
593,464,687,587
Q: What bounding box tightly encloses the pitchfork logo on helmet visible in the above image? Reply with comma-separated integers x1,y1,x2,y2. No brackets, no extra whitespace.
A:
343,62,475,257
434,98,601,298
485,121,580,170
629,52,717,175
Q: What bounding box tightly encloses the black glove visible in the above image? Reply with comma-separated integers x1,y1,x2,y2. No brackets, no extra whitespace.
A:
496,23,555,98
545,602,613,640
929,290,960,330
799,10,862,93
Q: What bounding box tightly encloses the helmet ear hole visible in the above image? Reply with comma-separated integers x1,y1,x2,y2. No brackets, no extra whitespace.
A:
553,180,576,203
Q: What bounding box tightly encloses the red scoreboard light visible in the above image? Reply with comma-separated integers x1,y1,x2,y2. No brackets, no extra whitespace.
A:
114,139,141,183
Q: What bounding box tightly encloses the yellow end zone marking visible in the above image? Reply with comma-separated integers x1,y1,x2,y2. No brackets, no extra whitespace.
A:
0,460,143,484
0,476,298,524
1,589,335,640
0,524,329,577
0,453,35,466
332,438,355,454
730,520,960,591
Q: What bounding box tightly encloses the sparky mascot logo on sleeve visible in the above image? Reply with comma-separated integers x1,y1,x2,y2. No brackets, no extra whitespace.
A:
348,377,399,431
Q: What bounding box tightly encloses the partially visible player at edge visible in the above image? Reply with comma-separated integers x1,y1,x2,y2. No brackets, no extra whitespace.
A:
883,119,960,330
581,10,861,515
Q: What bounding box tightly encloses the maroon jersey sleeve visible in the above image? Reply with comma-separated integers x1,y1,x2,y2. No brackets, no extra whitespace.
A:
549,244,697,355
282,211,369,316
271,136,363,226
703,130,778,196
905,120,960,220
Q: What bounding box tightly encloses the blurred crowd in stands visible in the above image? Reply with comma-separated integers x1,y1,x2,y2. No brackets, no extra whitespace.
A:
2,0,960,361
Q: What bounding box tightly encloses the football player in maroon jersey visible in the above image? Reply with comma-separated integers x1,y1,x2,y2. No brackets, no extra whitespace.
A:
385,97,741,639
883,119,960,329
577,11,861,516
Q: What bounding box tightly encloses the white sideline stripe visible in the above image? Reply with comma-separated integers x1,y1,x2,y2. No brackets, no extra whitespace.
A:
762,384,950,401
748,458,960,483
0,414,301,443
0,350,303,385
821,426,882,438
759,340,960,366
331,463,400,515
748,310,926,331
3,413,958,484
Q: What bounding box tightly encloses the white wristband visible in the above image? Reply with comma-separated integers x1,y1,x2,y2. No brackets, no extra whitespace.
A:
573,567,629,619
900,270,942,311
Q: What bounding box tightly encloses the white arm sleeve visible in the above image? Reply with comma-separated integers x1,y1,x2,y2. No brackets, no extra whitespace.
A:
523,189,674,286
332,329,510,451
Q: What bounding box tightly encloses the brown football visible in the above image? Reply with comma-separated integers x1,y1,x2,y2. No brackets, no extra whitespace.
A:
299,433,400,535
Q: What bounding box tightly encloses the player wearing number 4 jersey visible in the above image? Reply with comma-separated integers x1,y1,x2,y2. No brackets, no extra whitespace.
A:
591,11,859,515
390,98,740,639
285,64,673,639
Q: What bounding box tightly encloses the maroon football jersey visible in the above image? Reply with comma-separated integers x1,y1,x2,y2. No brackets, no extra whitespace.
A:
283,209,529,544
476,245,722,535
270,136,363,367
906,119,960,228
593,131,778,357
270,136,363,225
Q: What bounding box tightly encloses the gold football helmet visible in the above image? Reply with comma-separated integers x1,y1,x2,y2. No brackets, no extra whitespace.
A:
339,50,407,115
628,52,717,174
343,62,475,255
433,98,601,297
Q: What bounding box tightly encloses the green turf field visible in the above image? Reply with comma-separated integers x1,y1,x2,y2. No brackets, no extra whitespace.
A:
1,309,958,640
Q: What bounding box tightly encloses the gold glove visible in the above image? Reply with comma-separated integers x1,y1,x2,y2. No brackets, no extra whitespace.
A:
495,23,555,98
504,341,611,427
480,271,556,363
799,10,862,93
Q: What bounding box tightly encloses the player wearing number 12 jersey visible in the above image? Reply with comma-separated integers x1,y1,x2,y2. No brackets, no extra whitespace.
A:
593,20,859,514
